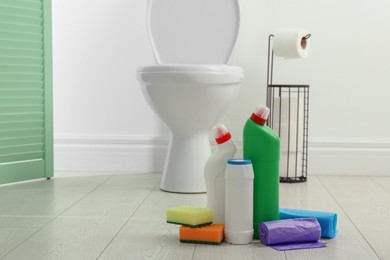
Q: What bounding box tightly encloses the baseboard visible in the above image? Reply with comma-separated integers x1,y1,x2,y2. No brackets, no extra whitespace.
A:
54,135,168,172
55,136,390,176
307,138,390,176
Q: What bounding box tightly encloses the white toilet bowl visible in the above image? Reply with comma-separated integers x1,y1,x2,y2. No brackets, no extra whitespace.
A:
137,0,243,193
138,65,242,193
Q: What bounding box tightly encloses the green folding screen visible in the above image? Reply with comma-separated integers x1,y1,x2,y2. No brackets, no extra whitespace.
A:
0,0,53,185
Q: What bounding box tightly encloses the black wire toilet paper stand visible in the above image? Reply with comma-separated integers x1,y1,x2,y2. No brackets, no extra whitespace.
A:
266,34,310,183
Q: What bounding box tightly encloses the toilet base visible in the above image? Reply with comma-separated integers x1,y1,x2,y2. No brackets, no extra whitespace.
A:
160,133,211,193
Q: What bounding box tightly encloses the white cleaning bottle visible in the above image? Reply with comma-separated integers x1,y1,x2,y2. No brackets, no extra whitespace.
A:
224,159,254,244
204,124,237,224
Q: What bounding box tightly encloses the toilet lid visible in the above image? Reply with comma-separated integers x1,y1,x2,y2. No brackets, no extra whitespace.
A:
148,0,240,64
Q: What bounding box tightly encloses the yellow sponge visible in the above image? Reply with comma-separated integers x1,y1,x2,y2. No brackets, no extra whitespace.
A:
166,206,213,227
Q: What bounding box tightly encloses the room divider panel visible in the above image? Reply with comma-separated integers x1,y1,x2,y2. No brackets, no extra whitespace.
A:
0,0,53,185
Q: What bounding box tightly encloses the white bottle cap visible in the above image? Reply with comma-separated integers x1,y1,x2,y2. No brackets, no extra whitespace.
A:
254,105,270,120
250,105,270,125
212,124,232,144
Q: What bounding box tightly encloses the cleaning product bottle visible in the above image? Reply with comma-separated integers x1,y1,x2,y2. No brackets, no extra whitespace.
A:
243,105,280,239
224,159,254,244
204,124,237,224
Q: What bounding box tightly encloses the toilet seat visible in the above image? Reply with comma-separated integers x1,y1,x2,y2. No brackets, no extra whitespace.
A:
138,65,243,85
147,0,240,64
138,64,242,73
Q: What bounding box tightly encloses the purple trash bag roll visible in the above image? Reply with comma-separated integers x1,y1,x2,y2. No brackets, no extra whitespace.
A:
260,218,326,251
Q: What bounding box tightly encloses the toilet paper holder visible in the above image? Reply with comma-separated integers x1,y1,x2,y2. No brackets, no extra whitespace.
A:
266,34,310,183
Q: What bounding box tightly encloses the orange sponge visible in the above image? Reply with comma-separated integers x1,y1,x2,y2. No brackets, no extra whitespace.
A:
180,224,224,245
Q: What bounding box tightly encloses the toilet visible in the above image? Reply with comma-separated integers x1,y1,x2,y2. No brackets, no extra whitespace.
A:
137,0,243,193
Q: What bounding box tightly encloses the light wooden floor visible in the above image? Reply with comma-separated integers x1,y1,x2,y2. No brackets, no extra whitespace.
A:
0,172,389,260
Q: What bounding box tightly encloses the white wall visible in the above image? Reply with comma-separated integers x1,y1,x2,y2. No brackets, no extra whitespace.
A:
53,0,390,175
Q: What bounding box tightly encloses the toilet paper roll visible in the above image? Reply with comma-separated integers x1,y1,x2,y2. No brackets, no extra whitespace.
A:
274,123,304,152
280,151,303,178
272,97,304,152
273,28,310,59
272,96,304,126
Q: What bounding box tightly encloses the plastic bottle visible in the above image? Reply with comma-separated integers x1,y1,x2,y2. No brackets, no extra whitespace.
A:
204,124,237,224
224,159,254,244
243,105,280,239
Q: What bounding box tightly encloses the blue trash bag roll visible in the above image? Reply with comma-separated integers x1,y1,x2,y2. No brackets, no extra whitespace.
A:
279,208,338,238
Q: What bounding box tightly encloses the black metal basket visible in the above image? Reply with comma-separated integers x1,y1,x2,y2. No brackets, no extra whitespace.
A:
267,84,309,183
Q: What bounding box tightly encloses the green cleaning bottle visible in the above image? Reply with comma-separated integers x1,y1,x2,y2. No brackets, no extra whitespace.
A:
243,104,280,239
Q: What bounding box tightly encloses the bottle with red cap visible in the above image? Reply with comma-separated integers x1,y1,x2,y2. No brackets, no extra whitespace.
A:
204,124,237,224
243,104,280,239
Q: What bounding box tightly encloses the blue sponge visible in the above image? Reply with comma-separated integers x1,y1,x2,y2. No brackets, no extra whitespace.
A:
279,208,338,238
